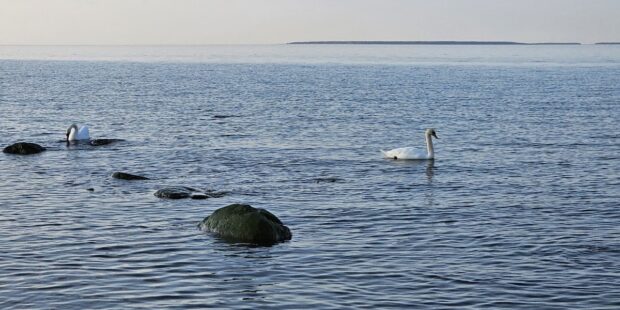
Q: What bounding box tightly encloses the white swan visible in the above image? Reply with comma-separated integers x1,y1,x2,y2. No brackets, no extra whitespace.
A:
381,128,438,160
66,124,90,141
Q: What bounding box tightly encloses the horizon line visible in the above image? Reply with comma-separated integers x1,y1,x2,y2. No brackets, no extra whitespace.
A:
1,41,619,47
288,40,590,45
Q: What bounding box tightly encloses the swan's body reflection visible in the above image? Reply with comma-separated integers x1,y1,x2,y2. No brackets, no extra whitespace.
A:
424,160,435,208
386,159,436,207
388,159,435,183
425,160,435,183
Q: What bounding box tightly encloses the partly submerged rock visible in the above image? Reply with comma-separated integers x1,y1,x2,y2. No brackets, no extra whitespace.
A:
190,193,209,200
112,172,150,180
3,142,46,155
204,189,227,198
198,204,292,245
155,186,227,200
154,187,193,199
89,139,124,146
213,115,239,119
314,177,343,183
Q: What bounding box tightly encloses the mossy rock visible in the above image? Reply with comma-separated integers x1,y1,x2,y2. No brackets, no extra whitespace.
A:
198,204,292,245
3,142,46,155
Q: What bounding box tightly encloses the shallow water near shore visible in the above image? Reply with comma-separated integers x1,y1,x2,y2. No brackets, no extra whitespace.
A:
1,45,620,309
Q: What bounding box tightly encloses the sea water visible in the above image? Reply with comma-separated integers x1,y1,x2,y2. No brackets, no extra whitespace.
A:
1,45,619,309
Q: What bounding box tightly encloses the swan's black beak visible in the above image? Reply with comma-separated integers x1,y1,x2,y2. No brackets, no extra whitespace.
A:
432,132,438,139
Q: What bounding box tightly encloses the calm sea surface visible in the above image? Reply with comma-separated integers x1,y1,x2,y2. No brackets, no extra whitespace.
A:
1,45,619,309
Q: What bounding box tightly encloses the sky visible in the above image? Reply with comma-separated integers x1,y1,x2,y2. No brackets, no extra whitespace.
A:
1,0,619,45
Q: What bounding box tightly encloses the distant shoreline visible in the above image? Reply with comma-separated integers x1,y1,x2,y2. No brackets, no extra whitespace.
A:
288,41,583,45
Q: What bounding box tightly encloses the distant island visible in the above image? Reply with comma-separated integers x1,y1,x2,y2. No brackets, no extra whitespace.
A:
288,41,582,45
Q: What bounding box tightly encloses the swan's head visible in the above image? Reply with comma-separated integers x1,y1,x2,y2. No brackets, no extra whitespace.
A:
66,124,78,141
426,128,438,139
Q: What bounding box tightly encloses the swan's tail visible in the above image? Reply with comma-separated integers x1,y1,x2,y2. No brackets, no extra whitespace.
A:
380,150,389,158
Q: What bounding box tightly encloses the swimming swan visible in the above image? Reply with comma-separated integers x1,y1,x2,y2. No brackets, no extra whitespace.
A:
66,124,90,141
381,128,438,160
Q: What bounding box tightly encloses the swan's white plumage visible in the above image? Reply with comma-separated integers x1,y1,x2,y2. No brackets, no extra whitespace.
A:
67,124,90,141
381,147,429,160
381,128,438,160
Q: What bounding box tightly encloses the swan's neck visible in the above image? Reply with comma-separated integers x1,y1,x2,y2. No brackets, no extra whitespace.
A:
68,126,77,141
425,133,434,159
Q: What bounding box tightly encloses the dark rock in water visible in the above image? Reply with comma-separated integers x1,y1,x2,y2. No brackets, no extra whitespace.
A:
198,204,292,245
182,186,200,192
154,187,193,199
89,139,124,146
86,188,95,192
204,189,227,198
190,193,209,200
191,190,227,199
3,142,46,155
112,172,149,180
314,177,343,183
154,186,226,200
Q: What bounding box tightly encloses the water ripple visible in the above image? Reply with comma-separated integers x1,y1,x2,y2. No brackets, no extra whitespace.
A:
1,53,620,309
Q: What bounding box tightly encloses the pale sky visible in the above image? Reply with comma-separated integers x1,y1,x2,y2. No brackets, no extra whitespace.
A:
1,0,619,45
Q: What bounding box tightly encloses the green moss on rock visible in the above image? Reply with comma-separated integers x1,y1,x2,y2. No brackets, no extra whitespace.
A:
198,204,292,245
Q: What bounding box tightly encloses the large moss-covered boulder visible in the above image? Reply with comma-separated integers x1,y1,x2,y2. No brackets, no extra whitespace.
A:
3,142,46,155
198,204,292,245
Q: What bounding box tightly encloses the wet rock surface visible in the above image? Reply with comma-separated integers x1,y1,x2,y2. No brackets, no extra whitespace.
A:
314,177,343,183
154,187,226,200
112,172,150,180
198,204,292,245
154,187,193,199
89,139,124,146
190,193,209,200
3,142,46,155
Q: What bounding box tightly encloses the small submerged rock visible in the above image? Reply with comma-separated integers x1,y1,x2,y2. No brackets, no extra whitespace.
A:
314,177,343,183
190,193,209,200
112,172,150,180
154,186,226,200
204,189,227,198
198,204,292,245
154,187,193,199
89,139,124,146
3,142,46,155
213,115,239,119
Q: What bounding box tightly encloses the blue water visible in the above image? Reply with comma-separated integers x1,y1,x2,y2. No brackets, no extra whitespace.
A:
1,45,619,309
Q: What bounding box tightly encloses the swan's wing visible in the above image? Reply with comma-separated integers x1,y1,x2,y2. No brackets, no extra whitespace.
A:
77,126,90,140
382,147,427,159
400,148,427,159
381,147,408,159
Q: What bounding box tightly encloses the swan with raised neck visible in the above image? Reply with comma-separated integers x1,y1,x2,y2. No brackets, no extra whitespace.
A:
381,128,438,160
